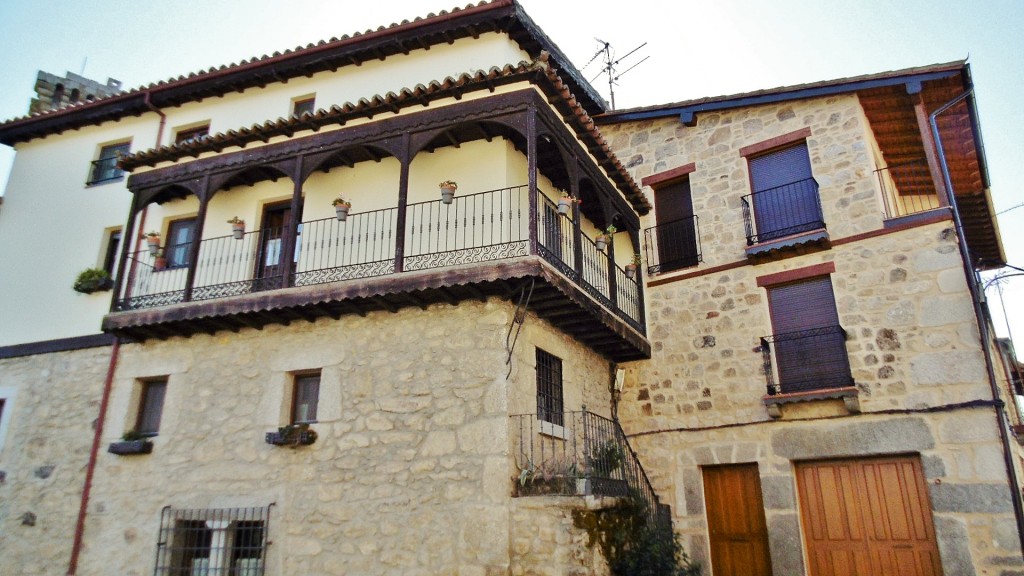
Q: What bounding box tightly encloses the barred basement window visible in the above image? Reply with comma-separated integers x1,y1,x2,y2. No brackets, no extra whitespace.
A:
536,348,564,426
154,505,272,576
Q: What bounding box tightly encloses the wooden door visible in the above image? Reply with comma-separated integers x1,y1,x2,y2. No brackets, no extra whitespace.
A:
703,463,774,576
796,456,943,576
255,201,300,288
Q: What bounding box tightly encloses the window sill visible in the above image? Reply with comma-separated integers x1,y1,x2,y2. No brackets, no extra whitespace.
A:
538,420,569,440
763,386,859,419
746,228,830,261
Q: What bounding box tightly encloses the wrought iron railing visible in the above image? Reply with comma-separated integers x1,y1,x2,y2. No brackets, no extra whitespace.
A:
761,325,854,395
875,158,942,219
115,185,645,330
153,504,273,576
510,410,670,530
88,156,124,185
643,215,702,274
742,177,824,244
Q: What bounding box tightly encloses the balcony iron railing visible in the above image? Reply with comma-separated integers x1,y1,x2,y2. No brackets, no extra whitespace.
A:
642,215,702,274
742,177,824,245
875,159,942,219
761,325,854,395
510,410,672,529
116,185,644,331
88,156,124,185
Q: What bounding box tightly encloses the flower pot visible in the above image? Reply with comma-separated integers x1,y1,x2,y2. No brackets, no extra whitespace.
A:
231,224,245,240
335,204,350,221
558,197,572,215
440,186,455,205
625,264,637,279
153,257,167,271
266,425,317,447
595,236,608,251
146,238,160,255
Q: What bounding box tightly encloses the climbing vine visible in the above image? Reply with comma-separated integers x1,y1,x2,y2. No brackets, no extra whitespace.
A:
573,495,701,576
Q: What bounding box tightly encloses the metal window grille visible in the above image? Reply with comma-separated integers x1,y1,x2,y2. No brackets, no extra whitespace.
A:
154,505,273,576
88,142,130,185
535,349,563,426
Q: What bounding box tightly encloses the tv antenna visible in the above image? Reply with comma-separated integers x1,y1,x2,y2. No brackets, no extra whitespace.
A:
581,39,649,110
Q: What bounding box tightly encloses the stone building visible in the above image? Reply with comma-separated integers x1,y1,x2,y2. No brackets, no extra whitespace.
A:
0,1,1019,575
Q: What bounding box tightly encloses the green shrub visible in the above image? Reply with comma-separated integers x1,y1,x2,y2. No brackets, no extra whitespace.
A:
73,268,113,294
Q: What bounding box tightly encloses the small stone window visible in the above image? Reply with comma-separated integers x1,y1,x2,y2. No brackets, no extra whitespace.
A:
291,372,320,424
154,505,271,575
536,349,563,426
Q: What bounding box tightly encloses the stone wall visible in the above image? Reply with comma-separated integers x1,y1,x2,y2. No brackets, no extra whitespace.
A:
0,346,112,575
509,496,611,576
34,297,614,575
602,94,1023,575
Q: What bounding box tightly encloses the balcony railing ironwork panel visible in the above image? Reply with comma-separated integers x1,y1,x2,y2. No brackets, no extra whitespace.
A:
875,159,941,219
761,325,854,395
510,411,669,528
643,215,702,274
742,178,824,245
88,156,124,185
114,185,645,332
294,209,398,285
405,185,529,270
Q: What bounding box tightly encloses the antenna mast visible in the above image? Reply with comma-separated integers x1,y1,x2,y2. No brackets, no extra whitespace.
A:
587,39,649,110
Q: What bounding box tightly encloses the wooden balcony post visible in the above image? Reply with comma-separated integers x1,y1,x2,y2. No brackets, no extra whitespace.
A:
607,231,617,306
279,155,305,287
181,175,211,302
570,158,583,276
527,104,538,255
395,132,411,274
908,83,951,207
109,195,141,311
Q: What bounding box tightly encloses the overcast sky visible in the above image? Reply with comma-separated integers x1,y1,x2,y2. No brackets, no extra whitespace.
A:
0,0,1021,341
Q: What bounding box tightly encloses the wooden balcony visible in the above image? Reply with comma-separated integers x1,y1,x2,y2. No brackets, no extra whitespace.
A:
103,187,650,361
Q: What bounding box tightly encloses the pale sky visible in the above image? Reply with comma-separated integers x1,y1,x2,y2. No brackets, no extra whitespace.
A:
0,0,1021,342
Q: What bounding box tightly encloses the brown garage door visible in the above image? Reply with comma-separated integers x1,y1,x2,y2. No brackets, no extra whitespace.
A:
703,463,773,576
796,456,943,576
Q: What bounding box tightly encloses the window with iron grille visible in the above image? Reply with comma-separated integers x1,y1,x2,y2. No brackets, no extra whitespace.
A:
88,141,131,185
154,505,272,576
536,349,564,426
746,142,823,243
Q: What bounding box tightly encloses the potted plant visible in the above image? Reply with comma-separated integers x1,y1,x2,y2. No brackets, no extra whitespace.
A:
557,194,581,215
73,267,114,294
439,180,457,205
144,231,161,255
332,195,352,221
595,225,616,251
265,423,317,447
625,253,642,279
153,249,167,271
227,216,245,239
107,429,154,455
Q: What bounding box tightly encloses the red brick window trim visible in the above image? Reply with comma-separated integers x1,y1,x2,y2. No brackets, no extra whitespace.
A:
740,127,812,158
756,261,835,287
642,162,696,188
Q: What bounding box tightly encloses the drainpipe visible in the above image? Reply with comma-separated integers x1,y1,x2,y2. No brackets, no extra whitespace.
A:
126,93,166,290
930,90,1024,558
69,91,164,575
66,339,121,575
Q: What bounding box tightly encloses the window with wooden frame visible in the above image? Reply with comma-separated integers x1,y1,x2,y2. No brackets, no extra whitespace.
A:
764,275,853,395
291,96,315,117
136,378,167,436
164,217,197,269
102,228,122,275
174,124,210,145
745,141,823,244
292,372,320,424
536,349,564,426
87,141,130,185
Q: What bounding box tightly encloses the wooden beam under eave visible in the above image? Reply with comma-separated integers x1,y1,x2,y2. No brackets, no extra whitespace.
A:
372,295,399,313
